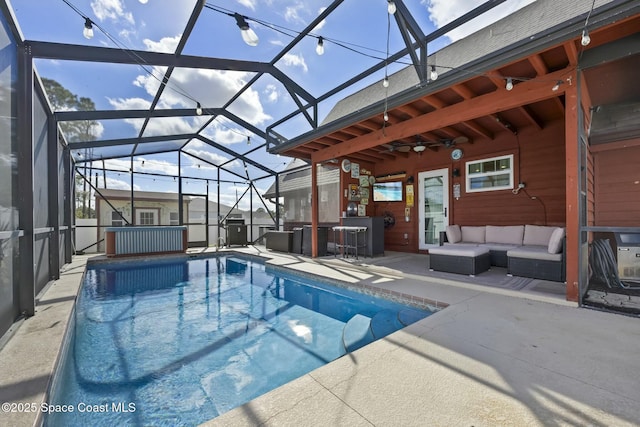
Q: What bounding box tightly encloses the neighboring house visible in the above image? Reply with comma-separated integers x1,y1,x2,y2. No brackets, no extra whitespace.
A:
263,158,340,228
95,189,190,251
187,198,244,224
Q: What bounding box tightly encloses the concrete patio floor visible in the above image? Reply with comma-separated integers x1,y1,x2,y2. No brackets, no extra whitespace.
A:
1,247,639,427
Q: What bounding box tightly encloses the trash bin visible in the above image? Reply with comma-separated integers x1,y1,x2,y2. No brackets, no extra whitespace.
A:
292,227,303,254
302,225,328,256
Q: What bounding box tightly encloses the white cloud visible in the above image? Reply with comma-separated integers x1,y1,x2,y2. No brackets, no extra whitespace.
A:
102,176,137,191
132,66,271,125
313,7,327,32
236,0,257,11
97,157,179,176
90,0,135,25
184,148,237,168
264,84,279,103
284,4,305,24
280,53,308,73
422,0,536,41
143,35,180,53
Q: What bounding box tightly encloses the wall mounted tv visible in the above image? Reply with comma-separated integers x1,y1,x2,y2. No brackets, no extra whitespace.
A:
372,181,403,202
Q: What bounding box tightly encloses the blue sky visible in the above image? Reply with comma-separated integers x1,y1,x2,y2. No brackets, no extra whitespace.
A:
11,0,534,210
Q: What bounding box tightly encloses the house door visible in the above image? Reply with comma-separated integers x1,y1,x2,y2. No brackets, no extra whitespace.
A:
418,168,449,250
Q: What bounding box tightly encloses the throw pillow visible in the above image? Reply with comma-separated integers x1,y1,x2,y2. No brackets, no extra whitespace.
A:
446,225,462,243
547,227,566,254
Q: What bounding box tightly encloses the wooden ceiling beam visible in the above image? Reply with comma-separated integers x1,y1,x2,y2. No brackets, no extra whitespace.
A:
311,68,572,162
395,103,425,118
422,95,447,109
528,54,549,76
518,105,544,130
563,40,579,65
460,120,493,140
450,83,475,100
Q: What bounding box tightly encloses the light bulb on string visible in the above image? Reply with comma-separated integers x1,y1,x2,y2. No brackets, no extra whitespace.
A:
505,78,514,91
387,1,396,14
316,37,324,55
234,13,259,46
430,65,438,81
382,76,389,88
196,102,203,116
581,29,591,46
383,112,389,122
83,18,94,39
139,0,148,4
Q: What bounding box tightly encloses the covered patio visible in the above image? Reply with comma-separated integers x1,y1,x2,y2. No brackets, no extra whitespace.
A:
268,0,640,311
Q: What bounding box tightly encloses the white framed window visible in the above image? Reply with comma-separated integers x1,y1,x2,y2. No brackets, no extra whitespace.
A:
111,210,124,226
169,212,179,226
136,209,157,225
466,154,514,193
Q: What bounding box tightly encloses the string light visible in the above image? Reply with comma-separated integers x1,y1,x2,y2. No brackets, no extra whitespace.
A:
581,29,591,46
234,13,259,46
383,112,389,122
196,102,203,116
552,80,563,91
83,18,94,39
382,76,389,88
430,65,438,81
139,0,148,4
505,77,514,91
387,1,397,15
316,36,325,55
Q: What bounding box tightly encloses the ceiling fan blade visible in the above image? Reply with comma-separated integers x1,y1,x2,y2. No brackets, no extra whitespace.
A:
395,145,412,153
452,136,469,145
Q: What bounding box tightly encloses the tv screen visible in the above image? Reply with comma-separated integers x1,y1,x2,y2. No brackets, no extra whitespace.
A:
372,181,403,202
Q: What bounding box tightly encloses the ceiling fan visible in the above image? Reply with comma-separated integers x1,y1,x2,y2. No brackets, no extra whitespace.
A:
383,135,470,153
429,135,470,148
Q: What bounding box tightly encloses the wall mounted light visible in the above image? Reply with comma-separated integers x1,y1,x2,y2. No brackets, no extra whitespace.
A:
83,18,94,39
234,13,259,46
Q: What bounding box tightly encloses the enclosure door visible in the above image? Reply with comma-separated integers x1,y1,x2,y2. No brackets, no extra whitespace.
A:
418,168,449,250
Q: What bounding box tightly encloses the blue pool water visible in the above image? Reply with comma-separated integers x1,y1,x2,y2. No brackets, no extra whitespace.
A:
46,255,432,426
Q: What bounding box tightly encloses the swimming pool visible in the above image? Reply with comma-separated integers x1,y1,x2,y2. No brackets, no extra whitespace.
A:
46,255,433,426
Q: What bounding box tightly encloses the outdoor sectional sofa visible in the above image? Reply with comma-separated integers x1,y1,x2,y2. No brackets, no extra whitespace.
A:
430,224,566,282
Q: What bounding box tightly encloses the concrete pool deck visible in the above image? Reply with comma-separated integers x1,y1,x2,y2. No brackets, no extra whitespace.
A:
1,248,639,426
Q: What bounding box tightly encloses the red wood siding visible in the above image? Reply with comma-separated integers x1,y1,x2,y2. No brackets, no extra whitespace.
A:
594,142,640,226
369,119,567,252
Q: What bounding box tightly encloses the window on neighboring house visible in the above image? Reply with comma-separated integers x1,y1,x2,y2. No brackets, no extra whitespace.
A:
170,212,179,226
137,209,157,225
466,154,514,192
111,210,124,226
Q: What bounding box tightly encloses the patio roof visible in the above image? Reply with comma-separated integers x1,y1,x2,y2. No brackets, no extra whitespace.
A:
269,0,640,163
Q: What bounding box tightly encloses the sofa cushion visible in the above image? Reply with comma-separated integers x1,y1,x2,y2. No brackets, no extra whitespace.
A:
461,226,485,243
547,227,566,254
523,225,556,246
485,225,524,245
507,245,562,262
445,225,462,244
